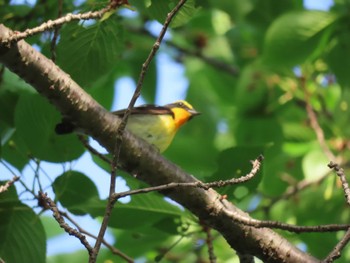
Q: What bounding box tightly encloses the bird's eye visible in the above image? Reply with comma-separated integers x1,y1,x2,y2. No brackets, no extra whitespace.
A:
177,102,184,107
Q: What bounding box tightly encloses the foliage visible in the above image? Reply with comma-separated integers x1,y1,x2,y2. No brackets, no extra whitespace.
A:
1,0,350,262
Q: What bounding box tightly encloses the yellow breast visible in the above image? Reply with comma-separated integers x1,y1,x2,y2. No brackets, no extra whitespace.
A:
126,114,177,153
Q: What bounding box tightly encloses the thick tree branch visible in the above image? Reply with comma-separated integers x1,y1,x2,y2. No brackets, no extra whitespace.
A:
0,24,319,263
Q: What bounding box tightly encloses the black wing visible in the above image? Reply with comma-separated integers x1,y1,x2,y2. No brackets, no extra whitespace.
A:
112,104,174,117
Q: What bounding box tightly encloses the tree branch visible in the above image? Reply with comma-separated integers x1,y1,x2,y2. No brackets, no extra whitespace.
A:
323,228,350,263
300,76,336,162
0,175,19,193
38,192,93,255
60,211,134,263
328,161,350,206
1,4,117,45
112,155,262,200
0,24,319,263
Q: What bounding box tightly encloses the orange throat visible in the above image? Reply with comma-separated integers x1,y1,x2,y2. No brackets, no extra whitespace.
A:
172,108,192,129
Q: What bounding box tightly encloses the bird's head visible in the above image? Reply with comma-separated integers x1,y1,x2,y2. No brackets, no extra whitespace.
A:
165,100,200,129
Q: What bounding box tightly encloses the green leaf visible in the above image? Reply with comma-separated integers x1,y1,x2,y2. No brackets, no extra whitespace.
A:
0,90,19,126
185,59,237,105
247,0,304,28
40,216,64,239
234,63,269,114
210,0,254,22
264,10,338,67
165,130,217,177
234,116,284,146
53,171,100,215
210,146,264,199
89,71,116,110
148,0,199,28
260,146,303,196
282,122,315,142
0,202,46,263
325,29,350,88
170,0,200,28
57,18,122,88
14,93,85,162
0,69,34,126
113,226,170,257
333,89,350,137
108,193,184,229
85,192,184,230
226,24,261,66
47,249,88,263
0,4,33,20
302,149,329,181
1,131,29,171
0,68,33,93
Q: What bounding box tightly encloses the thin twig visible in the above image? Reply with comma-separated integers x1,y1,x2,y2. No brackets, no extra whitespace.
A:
263,168,333,211
39,192,94,255
60,211,134,263
328,162,350,206
0,176,20,193
78,135,111,164
1,4,115,44
322,227,350,263
300,76,336,161
202,224,216,263
168,41,239,76
91,171,117,262
112,155,263,200
50,0,63,62
91,1,188,262
127,26,239,76
222,205,350,233
155,235,185,262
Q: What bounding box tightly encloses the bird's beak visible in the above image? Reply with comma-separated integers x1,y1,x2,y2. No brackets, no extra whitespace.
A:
189,109,201,117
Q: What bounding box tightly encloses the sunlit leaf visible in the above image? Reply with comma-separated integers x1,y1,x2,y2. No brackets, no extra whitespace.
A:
57,18,122,87
148,0,199,28
302,149,329,181
264,10,338,67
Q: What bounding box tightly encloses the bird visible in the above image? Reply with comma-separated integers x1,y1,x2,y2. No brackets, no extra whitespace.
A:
55,100,200,152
